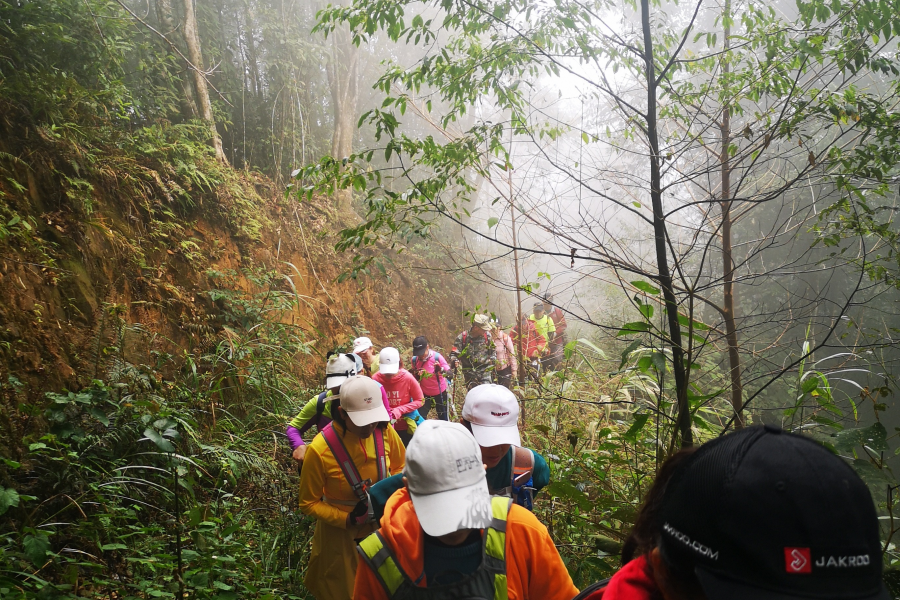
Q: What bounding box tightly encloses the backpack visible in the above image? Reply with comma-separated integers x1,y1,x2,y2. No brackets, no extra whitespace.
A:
313,390,329,423
493,448,537,510
321,422,387,503
357,496,512,599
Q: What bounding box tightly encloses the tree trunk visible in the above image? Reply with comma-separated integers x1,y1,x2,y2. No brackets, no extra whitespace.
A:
326,24,359,211
154,0,198,120
640,0,692,447
182,0,228,164
242,0,261,97
720,0,744,428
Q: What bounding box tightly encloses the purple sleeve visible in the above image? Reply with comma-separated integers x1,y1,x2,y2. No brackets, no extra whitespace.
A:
286,425,305,450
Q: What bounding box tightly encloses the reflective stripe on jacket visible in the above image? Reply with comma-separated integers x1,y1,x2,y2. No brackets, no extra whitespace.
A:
352,488,579,600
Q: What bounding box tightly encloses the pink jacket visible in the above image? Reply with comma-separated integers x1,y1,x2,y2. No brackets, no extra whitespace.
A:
409,351,450,396
373,369,424,431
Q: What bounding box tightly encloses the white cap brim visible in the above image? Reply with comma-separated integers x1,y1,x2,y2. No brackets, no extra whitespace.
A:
354,342,373,353
469,423,521,448
409,478,493,537
325,374,350,388
379,363,399,374
345,404,390,426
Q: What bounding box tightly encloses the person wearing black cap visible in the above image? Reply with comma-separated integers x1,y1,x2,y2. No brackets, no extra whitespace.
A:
577,425,889,600
409,335,451,420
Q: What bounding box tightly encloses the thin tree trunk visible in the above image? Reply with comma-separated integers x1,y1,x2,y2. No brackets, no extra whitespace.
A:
640,0,692,447
720,0,744,428
327,23,359,211
154,0,197,120
242,0,261,97
182,0,228,163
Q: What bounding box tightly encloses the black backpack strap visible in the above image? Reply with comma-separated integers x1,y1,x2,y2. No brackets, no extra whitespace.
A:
314,391,329,422
571,578,611,600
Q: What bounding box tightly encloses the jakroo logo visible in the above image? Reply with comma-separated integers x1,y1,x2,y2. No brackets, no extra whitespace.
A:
491,411,509,417
785,548,812,574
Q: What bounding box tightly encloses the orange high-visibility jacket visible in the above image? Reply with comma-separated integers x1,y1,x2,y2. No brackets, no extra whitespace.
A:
353,488,579,600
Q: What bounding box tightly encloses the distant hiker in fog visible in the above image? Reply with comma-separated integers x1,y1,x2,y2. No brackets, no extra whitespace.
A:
528,301,555,371
353,420,578,600
512,314,547,380
409,335,451,420
543,293,567,369
491,318,517,389
578,426,889,600
353,336,380,376
373,347,425,446
298,376,405,600
450,314,496,389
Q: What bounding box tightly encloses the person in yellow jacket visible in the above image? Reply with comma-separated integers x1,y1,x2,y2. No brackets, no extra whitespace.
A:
354,420,578,600
299,375,406,600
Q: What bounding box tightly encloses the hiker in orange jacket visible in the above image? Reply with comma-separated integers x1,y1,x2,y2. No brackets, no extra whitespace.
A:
353,420,577,600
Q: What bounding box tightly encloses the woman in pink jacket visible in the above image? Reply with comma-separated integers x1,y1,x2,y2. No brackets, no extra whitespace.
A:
372,347,424,446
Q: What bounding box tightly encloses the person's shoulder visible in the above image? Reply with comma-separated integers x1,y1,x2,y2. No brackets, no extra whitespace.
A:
307,432,330,454
507,502,549,535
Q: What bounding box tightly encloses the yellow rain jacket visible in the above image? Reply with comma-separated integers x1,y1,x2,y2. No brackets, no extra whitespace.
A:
299,423,405,600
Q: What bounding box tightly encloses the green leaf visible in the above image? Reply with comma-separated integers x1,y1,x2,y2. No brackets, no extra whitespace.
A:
616,321,651,336
101,543,128,551
631,281,660,295
638,303,654,319
801,376,819,394
143,428,175,452
619,339,643,369
546,480,592,511
581,131,589,143
624,414,650,442
833,422,888,452
23,534,50,565
650,352,666,373
0,487,20,515
487,217,499,228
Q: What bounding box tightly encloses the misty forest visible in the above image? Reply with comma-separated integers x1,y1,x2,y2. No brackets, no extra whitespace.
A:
1,0,900,595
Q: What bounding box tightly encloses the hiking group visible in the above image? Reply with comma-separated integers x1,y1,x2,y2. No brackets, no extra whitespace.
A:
286,307,889,600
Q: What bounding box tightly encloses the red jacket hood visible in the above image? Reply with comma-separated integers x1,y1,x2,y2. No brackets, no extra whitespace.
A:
584,555,660,600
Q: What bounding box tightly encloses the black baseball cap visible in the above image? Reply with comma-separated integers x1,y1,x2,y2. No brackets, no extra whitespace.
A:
412,336,428,357
658,426,888,600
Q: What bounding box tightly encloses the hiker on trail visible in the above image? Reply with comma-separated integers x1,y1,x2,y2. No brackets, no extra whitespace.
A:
286,353,391,465
373,347,425,447
353,336,380,376
577,426,889,600
542,293,567,369
365,384,549,522
409,335,451,421
450,314,496,390
528,301,556,357
353,420,578,600
298,376,405,600
490,319,517,389
512,314,547,381
461,384,549,510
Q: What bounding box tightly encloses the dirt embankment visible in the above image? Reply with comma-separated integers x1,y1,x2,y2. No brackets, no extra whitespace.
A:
0,115,471,416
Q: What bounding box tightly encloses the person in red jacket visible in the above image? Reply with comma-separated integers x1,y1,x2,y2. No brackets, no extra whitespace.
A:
579,426,889,600
511,315,546,382
543,293,567,369
353,420,578,600
373,347,424,446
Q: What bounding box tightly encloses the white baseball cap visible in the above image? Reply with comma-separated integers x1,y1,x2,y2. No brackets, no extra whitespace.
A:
462,384,521,448
338,376,390,426
325,353,359,389
352,337,374,354
404,420,493,537
378,347,400,374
